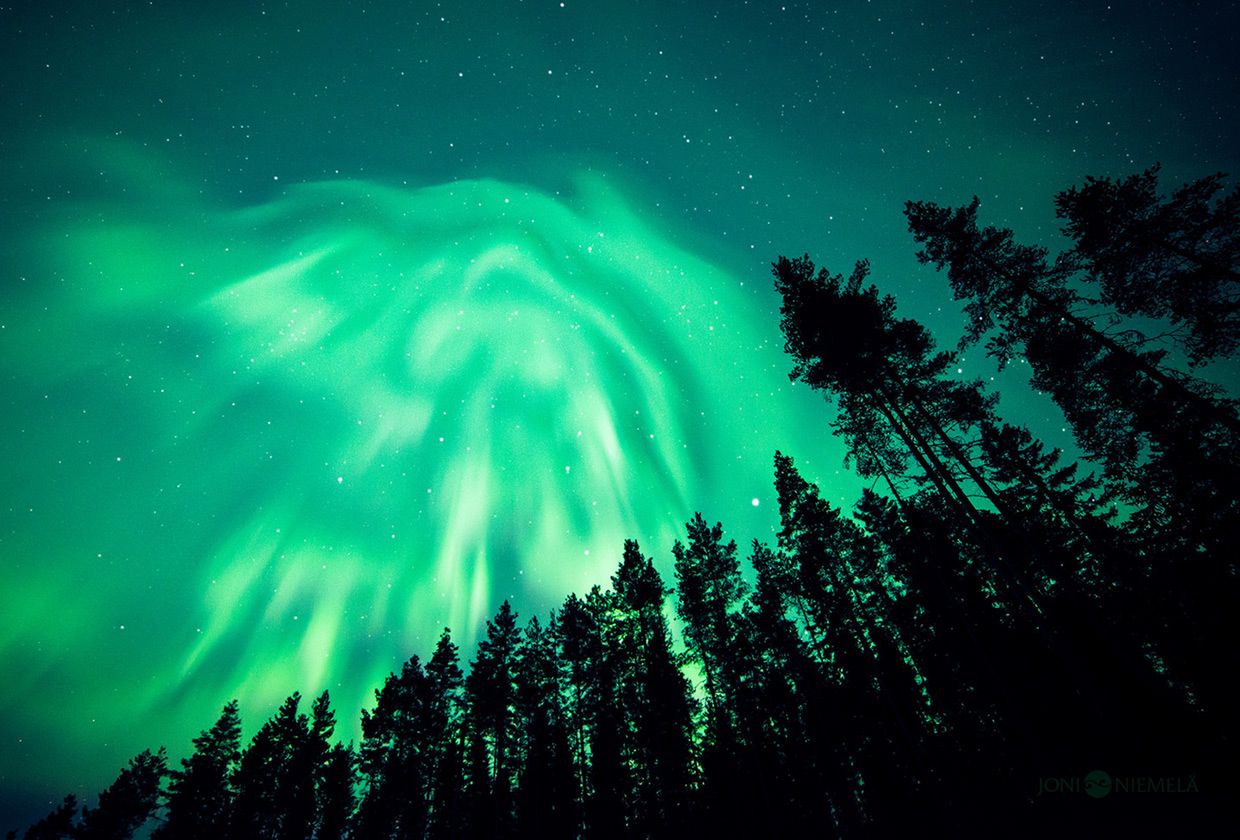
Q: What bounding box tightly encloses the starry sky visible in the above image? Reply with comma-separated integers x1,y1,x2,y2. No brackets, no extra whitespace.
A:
1,0,1237,829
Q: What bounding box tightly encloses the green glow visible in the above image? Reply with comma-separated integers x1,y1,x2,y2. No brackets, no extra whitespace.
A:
0,140,843,800
5,1,1230,819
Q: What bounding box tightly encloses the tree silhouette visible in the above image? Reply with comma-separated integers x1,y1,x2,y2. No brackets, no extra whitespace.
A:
589,586,631,837
772,254,1046,621
513,616,576,838
356,660,418,837
904,195,1240,560
316,743,356,840
18,797,78,840
553,589,627,838
611,540,696,838
229,699,285,839
673,513,747,740
227,690,334,838
672,514,754,834
905,190,1240,738
771,236,1228,829
424,630,464,838
1054,165,1240,365
463,600,522,837
739,538,833,835
76,750,166,840
154,700,241,840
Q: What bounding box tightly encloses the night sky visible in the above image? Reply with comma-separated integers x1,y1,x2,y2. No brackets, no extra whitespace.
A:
2,0,1237,829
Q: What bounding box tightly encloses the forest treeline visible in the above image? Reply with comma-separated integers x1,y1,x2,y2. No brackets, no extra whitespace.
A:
12,166,1237,838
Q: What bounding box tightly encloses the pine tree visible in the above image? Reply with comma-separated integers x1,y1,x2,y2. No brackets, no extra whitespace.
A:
513,616,576,838
772,256,1024,556
904,195,1240,561
850,489,1016,824
1054,164,1240,365
463,601,522,837
228,708,283,839
298,691,340,838
229,691,321,839
76,749,166,840
905,193,1240,734
773,452,928,830
19,796,78,840
550,593,591,827
772,256,1055,631
424,629,464,839
672,513,748,729
315,743,355,840
355,658,431,839
738,539,834,835
155,700,241,840
611,541,696,838
554,589,627,838
671,514,756,832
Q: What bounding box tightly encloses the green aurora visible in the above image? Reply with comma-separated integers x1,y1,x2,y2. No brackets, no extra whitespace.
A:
2,0,1237,828
0,141,846,812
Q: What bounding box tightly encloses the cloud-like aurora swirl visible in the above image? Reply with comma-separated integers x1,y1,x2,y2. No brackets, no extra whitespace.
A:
0,143,847,792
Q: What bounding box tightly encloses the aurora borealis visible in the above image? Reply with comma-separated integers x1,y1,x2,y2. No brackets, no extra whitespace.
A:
2,0,1237,829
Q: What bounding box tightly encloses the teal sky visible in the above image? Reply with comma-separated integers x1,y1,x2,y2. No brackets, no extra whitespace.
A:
2,0,1237,828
